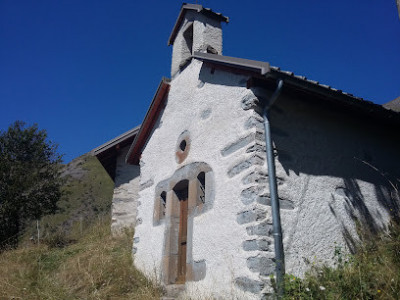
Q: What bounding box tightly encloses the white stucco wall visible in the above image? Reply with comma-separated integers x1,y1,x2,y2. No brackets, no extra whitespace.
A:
134,61,400,298
134,60,269,299
268,93,400,277
132,58,400,298
111,146,140,234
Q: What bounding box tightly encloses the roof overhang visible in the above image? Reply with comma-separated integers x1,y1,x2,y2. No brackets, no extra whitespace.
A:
126,77,171,165
252,69,400,126
92,126,140,180
168,4,229,46
92,126,140,156
193,52,270,76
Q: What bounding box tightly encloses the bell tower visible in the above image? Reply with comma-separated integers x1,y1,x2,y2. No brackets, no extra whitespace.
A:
168,4,229,77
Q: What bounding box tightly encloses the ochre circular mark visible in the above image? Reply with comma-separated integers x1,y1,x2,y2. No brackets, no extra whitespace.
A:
176,131,191,164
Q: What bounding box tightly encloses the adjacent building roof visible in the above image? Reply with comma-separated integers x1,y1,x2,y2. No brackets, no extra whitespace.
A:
126,77,170,165
168,4,229,46
92,126,140,180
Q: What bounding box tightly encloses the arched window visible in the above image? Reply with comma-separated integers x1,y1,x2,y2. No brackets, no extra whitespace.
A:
160,191,167,217
180,23,193,69
197,172,206,205
154,191,167,223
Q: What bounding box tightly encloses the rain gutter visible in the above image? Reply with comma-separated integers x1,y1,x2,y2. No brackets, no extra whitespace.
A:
261,79,285,297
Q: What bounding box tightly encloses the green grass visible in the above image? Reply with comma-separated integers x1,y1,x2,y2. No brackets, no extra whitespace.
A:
282,222,400,299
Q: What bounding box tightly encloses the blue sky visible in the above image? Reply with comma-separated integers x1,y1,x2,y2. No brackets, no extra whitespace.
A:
1,1,399,163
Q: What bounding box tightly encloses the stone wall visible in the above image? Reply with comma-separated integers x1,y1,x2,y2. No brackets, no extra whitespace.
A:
230,93,285,297
111,146,140,234
171,10,222,77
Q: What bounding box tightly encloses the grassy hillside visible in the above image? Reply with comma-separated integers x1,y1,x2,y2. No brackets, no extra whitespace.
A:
0,154,161,299
0,219,160,299
24,153,114,245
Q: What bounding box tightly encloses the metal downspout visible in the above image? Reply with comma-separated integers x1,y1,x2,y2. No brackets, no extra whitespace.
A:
263,79,285,297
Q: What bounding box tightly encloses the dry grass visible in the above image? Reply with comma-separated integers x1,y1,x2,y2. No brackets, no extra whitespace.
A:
0,219,161,300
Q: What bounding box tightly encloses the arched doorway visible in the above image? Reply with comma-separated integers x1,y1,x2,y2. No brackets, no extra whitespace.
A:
173,179,189,283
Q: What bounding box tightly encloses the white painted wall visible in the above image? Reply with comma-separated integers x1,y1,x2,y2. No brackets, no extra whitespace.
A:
132,58,400,298
270,94,400,277
134,60,266,299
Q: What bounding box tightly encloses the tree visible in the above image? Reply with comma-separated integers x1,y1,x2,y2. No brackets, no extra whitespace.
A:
0,121,63,248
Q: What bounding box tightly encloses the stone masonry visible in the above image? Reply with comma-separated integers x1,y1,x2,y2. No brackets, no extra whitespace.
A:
111,146,140,234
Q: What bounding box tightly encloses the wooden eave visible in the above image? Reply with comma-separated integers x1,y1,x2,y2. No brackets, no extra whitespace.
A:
92,126,140,180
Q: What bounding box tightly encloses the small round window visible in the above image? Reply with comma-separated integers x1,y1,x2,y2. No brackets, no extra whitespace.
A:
176,131,190,164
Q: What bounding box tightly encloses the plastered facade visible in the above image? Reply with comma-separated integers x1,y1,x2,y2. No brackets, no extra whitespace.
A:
134,60,273,299
133,60,400,298
111,146,140,234
265,93,400,277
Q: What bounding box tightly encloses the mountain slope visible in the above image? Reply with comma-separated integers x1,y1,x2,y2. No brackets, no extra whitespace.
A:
25,153,114,244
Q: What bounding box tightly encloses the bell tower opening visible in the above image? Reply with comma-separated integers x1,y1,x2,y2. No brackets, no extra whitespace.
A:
168,4,229,77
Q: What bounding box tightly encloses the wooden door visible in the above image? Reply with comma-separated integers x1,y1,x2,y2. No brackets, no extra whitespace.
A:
177,197,188,283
